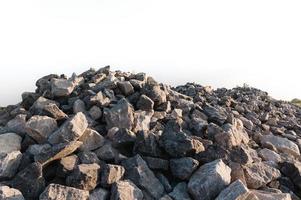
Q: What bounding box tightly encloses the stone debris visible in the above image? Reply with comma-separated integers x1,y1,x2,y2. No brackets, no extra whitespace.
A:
0,67,300,199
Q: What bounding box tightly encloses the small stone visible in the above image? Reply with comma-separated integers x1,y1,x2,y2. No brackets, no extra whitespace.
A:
111,180,143,200
261,134,300,157
169,182,191,200
51,78,75,97
26,115,58,143
0,133,22,154
0,151,22,179
78,151,101,165
66,163,100,191
90,91,110,107
10,162,45,199
133,110,152,132
143,85,167,106
203,104,227,125
89,187,109,200
156,173,172,193
122,155,164,199
100,164,125,187
48,112,88,144
39,184,89,200
89,106,102,120
251,190,292,200
35,141,82,165
118,81,134,96
57,154,79,177
104,98,134,130
244,162,281,189
188,159,231,200
95,143,119,162
216,180,250,200
137,94,154,111
79,128,105,151
170,157,199,180
0,185,24,200
6,114,27,135
107,128,136,148
144,157,169,171
73,99,86,113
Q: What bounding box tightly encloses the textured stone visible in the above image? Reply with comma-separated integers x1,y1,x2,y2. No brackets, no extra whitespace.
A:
0,133,22,154
51,78,75,97
0,185,24,200
79,128,105,151
259,148,282,163
280,161,301,190
117,81,134,96
170,157,199,180
137,94,154,111
251,190,292,200
169,182,191,200
188,159,231,200
39,184,89,200
216,180,250,200
100,164,125,187
111,180,143,200
89,187,109,200
0,151,22,179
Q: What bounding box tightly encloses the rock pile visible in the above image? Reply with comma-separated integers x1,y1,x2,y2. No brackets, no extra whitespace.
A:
0,66,301,200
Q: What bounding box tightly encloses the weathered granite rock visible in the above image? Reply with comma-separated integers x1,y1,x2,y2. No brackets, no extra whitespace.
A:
0,133,22,154
111,180,143,200
0,185,24,200
216,180,250,200
244,162,281,189
122,155,164,199
39,184,89,200
48,112,88,144
261,134,300,157
259,148,282,163
26,115,58,143
251,190,292,200
0,151,22,179
170,157,199,180
132,110,152,132
100,164,125,187
104,98,134,130
188,159,231,200
66,163,100,191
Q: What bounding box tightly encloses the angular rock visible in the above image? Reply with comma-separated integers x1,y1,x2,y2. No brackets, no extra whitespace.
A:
6,114,27,135
111,180,143,200
0,185,24,200
107,128,136,149
261,134,300,157
100,164,125,187
137,94,154,111
79,128,105,151
117,81,134,96
169,182,191,200
48,112,88,144
203,104,227,125
259,148,282,163
30,96,67,120
66,163,100,191
170,157,199,180
104,98,134,130
26,115,58,143
251,190,292,200
90,91,110,107
89,187,109,200
73,99,86,113
89,105,102,120
216,179,250,200
0,151,22,179
143,85,167,106
133,131,163,157
122,155,164,199
39,183,89,200
132,110,152,132
10,162,45,199
144,157,169,171
95,143,120,162
51,78,75,97
0,133,22,154
280,161,301,190
188,159,231,200
57,154,79,177
35,141,82,165
78,151,101,165
244,162,281,189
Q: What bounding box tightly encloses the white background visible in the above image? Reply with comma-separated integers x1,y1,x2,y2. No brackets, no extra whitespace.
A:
0,0,300,106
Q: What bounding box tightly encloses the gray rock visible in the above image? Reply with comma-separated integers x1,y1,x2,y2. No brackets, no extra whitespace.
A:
280,161,301,190
90,91,111,107
170,157,199,180
79,128,105,151
244,162,281,189
137,94,154,111
144,157,169,171
6,114,27,135
48,112,88,144
132,110,152,132
188,159,231,200
169,182,191,200
122,155,164,199
143,85,167,106
107,128,136,148
117,81,134,96
111,180,143,200
261,134,300,157
251,190,292,200
0,185,24,200
216,180,250,200
39,184,89,200
259,148,282,163
51,78,75,97
0,151,22,179
89,188,109,200
100,164,125,187
26,115,58,143
89,106,102,120
10,162,45,199
203,104,227,125
35,141,82,165
104,98,134,130
73,99,86,113
0,133,22,154
156,173,172,193
66,163,100,191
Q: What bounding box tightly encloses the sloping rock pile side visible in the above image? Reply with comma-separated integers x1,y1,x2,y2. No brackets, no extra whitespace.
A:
0,66,301,200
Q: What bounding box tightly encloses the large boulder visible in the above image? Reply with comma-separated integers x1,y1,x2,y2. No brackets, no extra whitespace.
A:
122,155,164,199
39,184,89,200
188,159,231,200
48,112,88,144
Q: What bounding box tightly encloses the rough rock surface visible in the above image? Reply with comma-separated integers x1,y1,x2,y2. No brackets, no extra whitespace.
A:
0,67,301,199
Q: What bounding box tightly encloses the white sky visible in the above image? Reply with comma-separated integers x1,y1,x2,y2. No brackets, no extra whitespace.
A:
0,0,300,106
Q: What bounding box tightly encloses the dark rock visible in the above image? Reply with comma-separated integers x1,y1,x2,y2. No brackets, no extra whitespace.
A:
100,164,125,187
137,94,154,111
170,157,199,180
169,182,191,200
